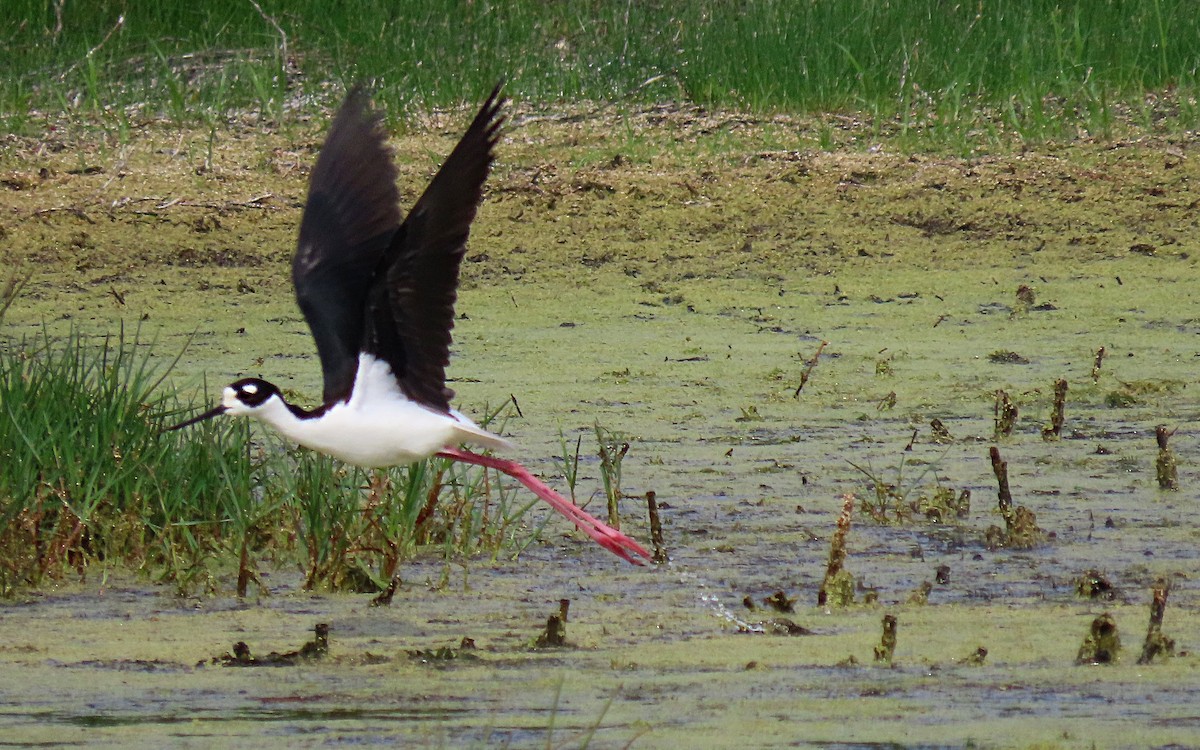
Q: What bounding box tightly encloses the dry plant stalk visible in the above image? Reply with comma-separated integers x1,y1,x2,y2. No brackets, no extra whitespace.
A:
989,447,1013,520
793,340,829,397
818,493,855,606
1092,346,1106,382
994,389,1018,438
596,427,629,530
1155,425,1178,490
874,614,898,664
1042,378,1068,440
370,574,403,607
645,490,668,563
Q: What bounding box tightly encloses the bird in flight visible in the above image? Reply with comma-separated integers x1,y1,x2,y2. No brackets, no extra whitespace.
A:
168,85,650,565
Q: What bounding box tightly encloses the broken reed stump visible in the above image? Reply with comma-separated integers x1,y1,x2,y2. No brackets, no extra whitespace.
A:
1137,579,1175,665
906,581,933,605
370,573,403,607
534,600,571,648
1076,613,1120,665
987,446,1043,549
1155,425,1179,490
990,446,1014,520
645,490,669,563
763,590,797,613
215,623,330,667
1092,346,1106,383
929,418,952,444
1041,378,1068,440
874,614,898,664
818,493,856,607
1015,284,1036,311
994,389,1018,438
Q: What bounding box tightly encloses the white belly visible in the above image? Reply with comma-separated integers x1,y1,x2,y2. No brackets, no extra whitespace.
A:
294,399,462,467
251,354,514,468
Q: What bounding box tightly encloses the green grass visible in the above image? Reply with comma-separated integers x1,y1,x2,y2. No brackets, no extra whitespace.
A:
3,1,1200,144
0,326,539,597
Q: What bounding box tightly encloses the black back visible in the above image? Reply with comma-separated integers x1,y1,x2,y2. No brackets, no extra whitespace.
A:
292,85,504,409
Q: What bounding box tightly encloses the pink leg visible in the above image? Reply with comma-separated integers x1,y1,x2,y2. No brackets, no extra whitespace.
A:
437,447,651,565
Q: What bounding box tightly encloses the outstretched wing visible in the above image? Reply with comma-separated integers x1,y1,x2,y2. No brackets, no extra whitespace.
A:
363,84,505,412
293,87,402,404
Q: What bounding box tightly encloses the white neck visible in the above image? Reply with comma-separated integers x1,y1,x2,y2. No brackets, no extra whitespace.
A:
246,395,308,437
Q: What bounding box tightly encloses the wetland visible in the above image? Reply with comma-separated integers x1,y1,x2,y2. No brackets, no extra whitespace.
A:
2,105,1200,748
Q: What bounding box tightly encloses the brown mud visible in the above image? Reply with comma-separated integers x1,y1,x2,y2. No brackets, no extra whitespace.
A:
2,106,1200,748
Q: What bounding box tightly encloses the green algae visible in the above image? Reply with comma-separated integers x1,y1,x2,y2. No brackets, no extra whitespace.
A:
3,109,1200,747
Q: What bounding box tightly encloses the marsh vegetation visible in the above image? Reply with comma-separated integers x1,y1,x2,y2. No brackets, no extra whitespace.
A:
3,2,1200,748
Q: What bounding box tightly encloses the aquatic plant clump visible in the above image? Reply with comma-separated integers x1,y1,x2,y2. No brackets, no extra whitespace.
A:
0,328,540,597
0,326,245,593
851,457,968,525
1076,613,1121,665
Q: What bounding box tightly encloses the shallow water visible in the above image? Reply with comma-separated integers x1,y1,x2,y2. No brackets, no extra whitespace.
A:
2,114,1200,748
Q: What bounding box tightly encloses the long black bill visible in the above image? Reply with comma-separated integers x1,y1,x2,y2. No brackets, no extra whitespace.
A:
163,404,228,432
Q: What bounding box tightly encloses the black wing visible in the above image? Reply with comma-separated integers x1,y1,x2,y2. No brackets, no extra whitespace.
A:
362,84,505,413
293,87,402,404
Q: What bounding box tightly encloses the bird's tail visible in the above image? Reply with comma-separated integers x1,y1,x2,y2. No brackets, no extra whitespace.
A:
450,410,517,454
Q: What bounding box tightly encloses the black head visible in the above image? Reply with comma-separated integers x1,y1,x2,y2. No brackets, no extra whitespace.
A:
164,377,284,431
226,378,281,409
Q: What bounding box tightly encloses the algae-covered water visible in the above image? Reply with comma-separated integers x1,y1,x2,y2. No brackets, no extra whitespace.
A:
2,108,1199,748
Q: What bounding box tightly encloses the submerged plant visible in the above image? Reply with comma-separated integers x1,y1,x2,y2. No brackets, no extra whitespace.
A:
0,269,31,325
534,599,570,648
849,452,963,525
1075,569,1117,601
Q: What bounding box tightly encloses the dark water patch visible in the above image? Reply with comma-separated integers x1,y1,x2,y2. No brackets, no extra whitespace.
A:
65,705,471,727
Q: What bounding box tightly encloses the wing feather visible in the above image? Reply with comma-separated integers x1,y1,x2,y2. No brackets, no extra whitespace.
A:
364,85,505,412
293,88,402,403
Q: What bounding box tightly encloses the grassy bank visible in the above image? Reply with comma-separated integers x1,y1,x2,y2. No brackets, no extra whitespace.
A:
4,1,1200,145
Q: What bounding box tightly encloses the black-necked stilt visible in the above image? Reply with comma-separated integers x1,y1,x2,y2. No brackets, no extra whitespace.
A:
168,85,650,565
